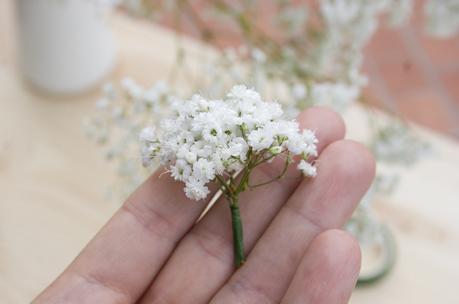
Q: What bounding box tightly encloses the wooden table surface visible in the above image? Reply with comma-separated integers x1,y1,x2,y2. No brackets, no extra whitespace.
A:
1,3,459,303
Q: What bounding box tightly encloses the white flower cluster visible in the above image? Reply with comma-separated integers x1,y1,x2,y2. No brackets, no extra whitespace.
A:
288,81,362,114
425,0,459,38
371,122,430,166
140,85,318,200
85,78,176,196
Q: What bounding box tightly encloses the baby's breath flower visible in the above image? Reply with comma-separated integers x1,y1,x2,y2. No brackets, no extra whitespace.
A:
140,85,318,201
170,159,191,182
184,176,210,201
298,159,317,177
309,82,360,111
140,85,318,268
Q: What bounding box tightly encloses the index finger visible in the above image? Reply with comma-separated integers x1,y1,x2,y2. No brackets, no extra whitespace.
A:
34,170,215,303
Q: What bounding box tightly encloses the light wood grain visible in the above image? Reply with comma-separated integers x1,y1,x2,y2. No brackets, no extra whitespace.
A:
1,2,458,303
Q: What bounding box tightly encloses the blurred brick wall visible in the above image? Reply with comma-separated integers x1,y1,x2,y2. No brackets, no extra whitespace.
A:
158,0,459,139
363,1,459,139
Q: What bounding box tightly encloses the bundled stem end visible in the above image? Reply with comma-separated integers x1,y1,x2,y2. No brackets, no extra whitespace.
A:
229,197,245,268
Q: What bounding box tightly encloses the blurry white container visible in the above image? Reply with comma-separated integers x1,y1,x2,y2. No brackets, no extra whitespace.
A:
15,0,116,95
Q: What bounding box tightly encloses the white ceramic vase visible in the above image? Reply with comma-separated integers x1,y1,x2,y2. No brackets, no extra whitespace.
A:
15,0,116,95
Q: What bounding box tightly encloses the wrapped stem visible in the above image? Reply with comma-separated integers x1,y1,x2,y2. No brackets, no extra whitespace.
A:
229,196,245,268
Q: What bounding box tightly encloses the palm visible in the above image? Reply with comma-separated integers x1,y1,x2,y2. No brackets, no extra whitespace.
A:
34,107,374,304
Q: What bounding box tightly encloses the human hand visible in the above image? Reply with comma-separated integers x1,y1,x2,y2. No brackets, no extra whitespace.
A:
34,107,375,304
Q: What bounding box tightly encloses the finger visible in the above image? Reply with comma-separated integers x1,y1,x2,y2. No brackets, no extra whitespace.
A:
211,140,375,303
139,107,346,303
281,229,361,304
34,170,216,303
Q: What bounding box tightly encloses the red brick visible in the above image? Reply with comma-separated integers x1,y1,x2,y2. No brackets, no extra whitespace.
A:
396,89,457,135
365,29,411,64
376,58,427,97
361,86,384,108
417,36,459,69
440,70,459,106
404,0,459,69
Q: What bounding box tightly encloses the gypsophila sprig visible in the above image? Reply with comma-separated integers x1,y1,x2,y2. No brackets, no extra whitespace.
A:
140,85,318,267
140,85,318,200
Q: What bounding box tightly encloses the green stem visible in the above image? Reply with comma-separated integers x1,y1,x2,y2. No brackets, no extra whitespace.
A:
249,155,290,188
229,196,245,268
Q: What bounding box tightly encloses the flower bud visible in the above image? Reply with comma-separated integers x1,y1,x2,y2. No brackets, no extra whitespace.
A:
269,146,283,155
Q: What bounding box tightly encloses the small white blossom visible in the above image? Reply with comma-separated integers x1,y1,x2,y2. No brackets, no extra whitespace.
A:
269,146,283,155
292,83,307,100
302,129,318,146
251,48,267,63
184,151,197,164
247,128,274,151
309,82,359,111
193,158,216,181
298,160,317,177
170,159,192,181
139,127,156,142
121,77,143,99
185,176,210,201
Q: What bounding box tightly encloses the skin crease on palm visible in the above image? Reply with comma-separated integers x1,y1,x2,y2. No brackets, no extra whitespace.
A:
34,107,375,304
